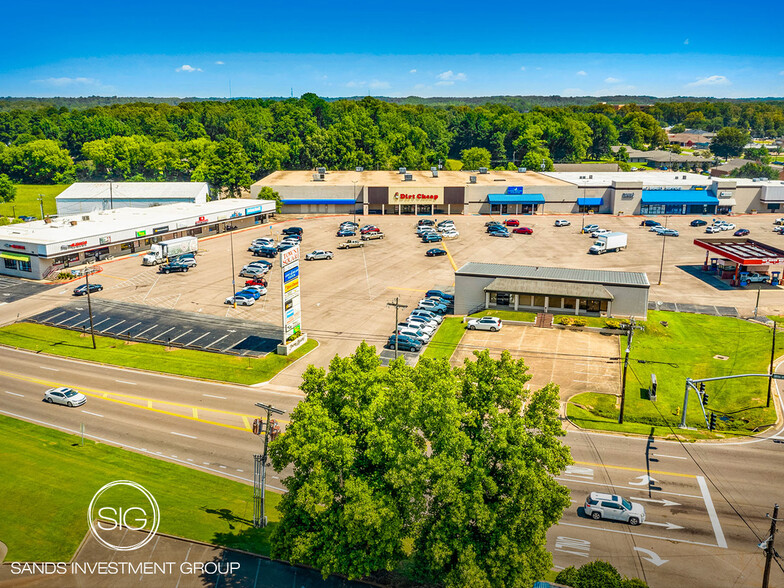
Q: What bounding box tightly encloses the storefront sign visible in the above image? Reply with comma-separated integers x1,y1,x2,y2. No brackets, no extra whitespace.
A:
152,226,169,235
280,245,302,341
136,230,147,237
4,244,25,250
719,191,733,198
60,240,88,250
99,236,111,245
621,193,635,200
245,205,262,215
388,186,443,205
217,213,230,221
195,216,209,225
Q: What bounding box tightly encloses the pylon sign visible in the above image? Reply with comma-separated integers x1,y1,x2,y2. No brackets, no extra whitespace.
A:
280,245,301,341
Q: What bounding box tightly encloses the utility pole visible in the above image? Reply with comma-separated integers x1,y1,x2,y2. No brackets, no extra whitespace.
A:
386,297,407,359
84,267,97,350
762,503,780,588
352,180,358,225
37,195,44,220
769,322,777,408
618,318,635,424
229,228,237,308
109,182,113,210
657,216,669,286
754,285,762,319
253,402,285,528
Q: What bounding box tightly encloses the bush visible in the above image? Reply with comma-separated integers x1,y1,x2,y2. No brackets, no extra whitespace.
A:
56,272,75,280
605,318,630,329
555,560,649,588
571,317,588,327
556,316,574,326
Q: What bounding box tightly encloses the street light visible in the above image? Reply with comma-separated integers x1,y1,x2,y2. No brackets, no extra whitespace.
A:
229,227,237,308
83,266,97,350
657,215,669,286
352,180,358,225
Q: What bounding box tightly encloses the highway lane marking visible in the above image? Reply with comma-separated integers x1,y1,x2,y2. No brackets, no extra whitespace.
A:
558,522,722,548
81,410,104,418
203,394,226,399
171,432,197,439
192,408,198,419
39,367,59,371
4,391,23,397
653,453,688,460
556,477,702,499
697,475,727,549
115,380,137,385
242,416,251,430
169,329,193,344
574,460,696,479
134,324,159,338
148,400,153,408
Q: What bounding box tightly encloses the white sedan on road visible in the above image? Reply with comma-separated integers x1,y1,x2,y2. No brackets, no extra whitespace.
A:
43,387,87,407
465,316,503,332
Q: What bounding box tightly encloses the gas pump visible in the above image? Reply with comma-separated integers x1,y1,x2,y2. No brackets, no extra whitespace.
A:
709,258,719,273
771,271,781,287
739,271,749,287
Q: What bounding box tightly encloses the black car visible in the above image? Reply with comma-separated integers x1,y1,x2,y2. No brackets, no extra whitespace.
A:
73,283,103,296
278,243,295,252
640,220,661,227
690,219,708,227
159,261,190,274
254,246,278,258
734,228,750,236
426,248,447,257
282,227,303,236
418,219,435,227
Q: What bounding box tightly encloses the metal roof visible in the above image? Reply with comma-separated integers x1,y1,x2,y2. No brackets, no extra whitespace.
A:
693,238,784,266
456,262,650,287
55,182,209,201
484,277,614,299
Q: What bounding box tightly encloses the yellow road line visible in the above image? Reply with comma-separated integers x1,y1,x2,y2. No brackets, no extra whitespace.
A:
242,416,251,430
574,461,696,479
192,407,198,419
440,241,458,271
100,274,129,280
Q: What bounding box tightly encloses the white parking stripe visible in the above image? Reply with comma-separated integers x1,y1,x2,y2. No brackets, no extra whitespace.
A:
205,334,230,348
125,321,142,333
185,332,211,346
653,454,688,460
135,324,159,338
90,318,112,328
697,475,727,548
202,394,226,399
151,326,176,340
101,319,126,332
171,432,197,439
40,367,59,371
169,329,193,343
115,380,137,385
42,311,66,322
57,313,83,325
81,410,104,418
4,391,24,397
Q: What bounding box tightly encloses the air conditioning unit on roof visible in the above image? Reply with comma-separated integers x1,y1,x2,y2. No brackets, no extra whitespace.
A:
518,167,527,173
312,173,324,182
399,167,407,174
479,167,488,174
432,170,438,177
356,166,364,172
469,176,477,184
404,174,413,181
317,167,326,174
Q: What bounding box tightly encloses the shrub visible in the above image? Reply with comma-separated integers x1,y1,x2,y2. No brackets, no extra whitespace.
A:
56,272,75,280
556,316,574,326
572,317,588,327
605,319,621,329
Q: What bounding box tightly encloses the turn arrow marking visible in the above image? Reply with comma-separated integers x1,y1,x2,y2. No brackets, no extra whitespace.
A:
642,520,684,531
634,497,680,507
629,475,658,486
634,547,668,567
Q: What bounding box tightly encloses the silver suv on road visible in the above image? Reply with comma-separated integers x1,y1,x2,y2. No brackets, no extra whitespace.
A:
583,492,646,526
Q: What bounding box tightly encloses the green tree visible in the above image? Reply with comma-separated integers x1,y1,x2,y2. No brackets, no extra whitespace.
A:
269,344,572,586
521,149,554,171
743,146,771,163
670,123,686,133
555,560,649,588
0,174,16,202
0,139,74,183
711,127,750,159
192,138,253,198
257,186,281,213
460,147,491,170
729,162,779,180
585,114,619,160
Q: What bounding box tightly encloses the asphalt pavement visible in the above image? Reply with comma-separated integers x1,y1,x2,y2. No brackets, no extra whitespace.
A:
0,276,55,304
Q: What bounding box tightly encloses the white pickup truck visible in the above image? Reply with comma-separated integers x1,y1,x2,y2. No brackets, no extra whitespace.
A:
305,250,334,260
337,240,364,249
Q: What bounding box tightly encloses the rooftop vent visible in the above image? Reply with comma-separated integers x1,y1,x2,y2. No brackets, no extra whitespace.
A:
518,167,527,173
312,173,324,182
589,175,593,179
683,175,687,179
70,220,78,226
317,167,326,175
404,174,413,181
430,166,437,172
479,167,488,174
82,215,90,221
469,175,477,184
355,166,364,172
44,217,52,224
399,167,407,174
432,170,439,178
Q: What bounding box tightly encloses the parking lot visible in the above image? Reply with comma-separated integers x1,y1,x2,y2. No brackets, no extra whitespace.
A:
0,276,55,304
19,210,783,388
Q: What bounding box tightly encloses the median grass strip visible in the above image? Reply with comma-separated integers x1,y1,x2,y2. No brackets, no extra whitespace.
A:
419,317,465,361
0,414,280,561
0,323,316,385
0,184,69,219
567,310,783,438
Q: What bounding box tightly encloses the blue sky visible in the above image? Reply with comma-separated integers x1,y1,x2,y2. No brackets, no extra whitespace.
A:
2,1,782,98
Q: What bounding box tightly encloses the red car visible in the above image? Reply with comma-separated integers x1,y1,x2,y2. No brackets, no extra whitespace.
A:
513,227,533,235
505,219,520,227
245,278,268,287
360,226,380,234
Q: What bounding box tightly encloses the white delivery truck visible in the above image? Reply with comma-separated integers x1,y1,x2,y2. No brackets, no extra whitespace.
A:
589,232,627,254
142,236,198,265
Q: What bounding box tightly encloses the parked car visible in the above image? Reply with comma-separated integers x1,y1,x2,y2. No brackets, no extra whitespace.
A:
239,266,267,278
254,246,278,258
340,221,359,228
245,278,268,287
488,229,511,238
747,272,770,283
73,283,103,296
734,228,750,236
282,227,303,236
225,295,255,306
247,260,272,268
398,321,436,336
173,257,197,268
504,219,520,227
418,219,435,226
774,226,784,234
640,220,661,227
417,226,437,235
426,248,447,257
43,386,86,407
305,250,334,260
407,315,439,329
437,220,455,227
418,300,447,314
486,223,505,233
337,229,356,237
485,220,502,226
360,226,381,234
441,229,459,239
244,285,268,296
690,219,708,227
590,229,611,238
281,234,302,242
385,335,421,352
720,223,736,231
422,233,443,243
513,227,533,235
465,316,503,331
705,225,722,234
583,492,646,526
397,327,431,344
159,261,190,273
425,290,454,302
582,224,599,234
277,243,296,252
554,219,571,227
774,218,784,226
236,288,262,300
411,308,443,324
659,228,679,237
361,231,385,241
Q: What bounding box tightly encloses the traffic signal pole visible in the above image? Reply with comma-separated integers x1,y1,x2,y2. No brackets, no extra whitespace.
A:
762,503,780,588
253,402,285,528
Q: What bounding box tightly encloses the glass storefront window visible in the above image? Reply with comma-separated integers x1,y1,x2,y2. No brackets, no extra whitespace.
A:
579,299,589,311
586,299,602,313
550,297,563,308
533,295,546,307
563,298,576,309
4,259,17,270
19,260,31,272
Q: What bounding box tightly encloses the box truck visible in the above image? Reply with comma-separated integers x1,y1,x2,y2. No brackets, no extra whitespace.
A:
142,236,198,265
589,232,627,254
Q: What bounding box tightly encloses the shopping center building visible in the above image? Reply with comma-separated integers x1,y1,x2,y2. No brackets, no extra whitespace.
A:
252,169,784,216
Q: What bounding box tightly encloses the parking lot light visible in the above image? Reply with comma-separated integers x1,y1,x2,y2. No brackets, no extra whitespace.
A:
230,228,237,308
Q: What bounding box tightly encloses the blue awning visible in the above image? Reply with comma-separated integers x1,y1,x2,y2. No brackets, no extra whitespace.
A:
487,193,545,204
281,199,356,205
577,197,603,206
641,190,718,205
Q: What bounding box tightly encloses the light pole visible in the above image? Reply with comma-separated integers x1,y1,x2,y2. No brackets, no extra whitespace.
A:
83,266,97,350
352,180,358,225
253,402,285,528
657,216,669,285
37,195,44,220
229,228,237,308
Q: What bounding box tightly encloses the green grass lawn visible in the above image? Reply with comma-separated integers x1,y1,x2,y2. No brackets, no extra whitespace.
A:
0,184,70,219
0,323,317,385
0,414,281,561
469,309,536,322
419,317,465,361
568,311,782,437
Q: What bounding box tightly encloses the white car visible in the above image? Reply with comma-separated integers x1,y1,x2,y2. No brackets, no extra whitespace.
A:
774,218,784,226
407,315,439,329
705,225,722,234
397,327,431,344
244,285,268,296
239,266,268,278
411,309,443,324
555,219,571,227
305,250,334,261
441,229,459,239
398,321,436,336
174,257,197,268
43,387,87,407
591,229,611,238
466,316,503,332
225,295,255,306
720,223,736,231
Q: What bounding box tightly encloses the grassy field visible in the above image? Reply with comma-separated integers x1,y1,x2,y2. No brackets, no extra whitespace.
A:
0,414,281,561
419,317,465,361
568,311,782,438
0,323,317,385
469,309,536,322
0,184,70,219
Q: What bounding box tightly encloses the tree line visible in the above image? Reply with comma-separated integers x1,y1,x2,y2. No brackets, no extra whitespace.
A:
0,95,782,194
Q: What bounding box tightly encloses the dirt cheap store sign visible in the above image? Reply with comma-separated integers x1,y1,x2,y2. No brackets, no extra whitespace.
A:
280,246,301,340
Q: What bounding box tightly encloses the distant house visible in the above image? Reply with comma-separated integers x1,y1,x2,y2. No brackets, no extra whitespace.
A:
667,133,712,149
711,158,784,180
613,147,712,169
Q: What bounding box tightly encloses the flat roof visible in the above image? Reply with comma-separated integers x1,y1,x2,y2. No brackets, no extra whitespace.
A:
0,199,272,246
255,169,572,188
542,171,711,188
456,262,650,287
484,277,614,299
56,182,209,200
693,238,784,266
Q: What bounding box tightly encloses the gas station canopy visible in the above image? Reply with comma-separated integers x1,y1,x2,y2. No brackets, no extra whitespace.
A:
693,238,784,266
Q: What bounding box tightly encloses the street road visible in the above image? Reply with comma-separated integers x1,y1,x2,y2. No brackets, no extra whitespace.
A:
0,346,782,587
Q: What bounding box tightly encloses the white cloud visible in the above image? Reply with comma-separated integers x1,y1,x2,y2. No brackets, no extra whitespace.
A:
346,80,365,88
562,87,583,95
437,70,466,82
409,69,417,74
369,79,390,90
686,75,730,87
576,70,587,76
684,38,690,45
33,76,100,87
215,61,225,65
604,77,621,84
176,64,202,73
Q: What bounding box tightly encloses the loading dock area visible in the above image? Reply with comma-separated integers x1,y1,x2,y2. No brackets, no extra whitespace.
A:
693,238,784,287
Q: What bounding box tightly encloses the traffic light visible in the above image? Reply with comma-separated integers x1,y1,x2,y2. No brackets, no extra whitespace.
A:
699,383,708,406
702,393,709,406
709,413,717,431
252,418,261,435
268,419,282,441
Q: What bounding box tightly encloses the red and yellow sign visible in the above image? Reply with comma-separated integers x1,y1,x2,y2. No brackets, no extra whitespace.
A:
388,186,443,205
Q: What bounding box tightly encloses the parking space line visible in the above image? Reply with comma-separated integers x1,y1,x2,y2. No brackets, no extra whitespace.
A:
81,410,104,418
185,332,211,346
152,326,176,341
135,324,159,338
169,329,193,344
90,318,112,329
42,311,66,322
171,432,197,439
125,321,142,333
5,391,23,397
206,334,230,348
440,241,458,271
57,313,82,325
102,319,126,332
653,454,688,460
697,475,727,548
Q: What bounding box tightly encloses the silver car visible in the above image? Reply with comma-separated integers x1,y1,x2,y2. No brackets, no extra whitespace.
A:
43,387,87,407
583,492,646,526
